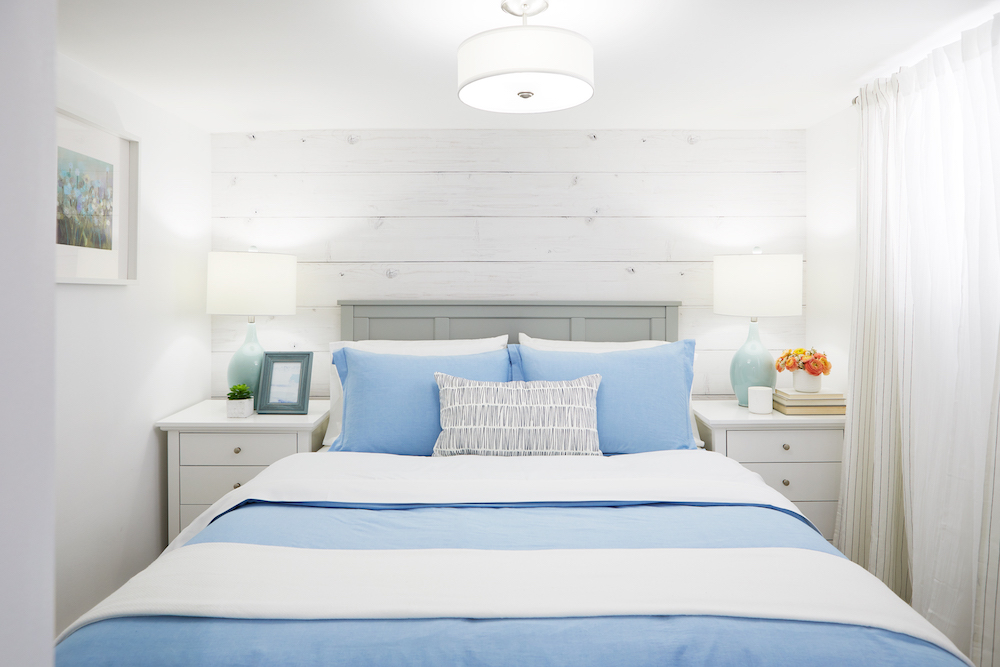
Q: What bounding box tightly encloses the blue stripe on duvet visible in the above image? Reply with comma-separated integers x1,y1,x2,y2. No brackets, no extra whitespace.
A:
59,613,964,667
188,502,842,556
56,502,966,667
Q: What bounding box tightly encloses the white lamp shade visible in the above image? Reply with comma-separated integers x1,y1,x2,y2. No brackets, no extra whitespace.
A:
713,254,803,317
457,26,594,113
206,251,297,316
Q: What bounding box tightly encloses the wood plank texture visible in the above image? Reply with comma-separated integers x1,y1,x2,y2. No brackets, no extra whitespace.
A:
213,172,806,218
212,130,806,174
213,217,806,262
295,262,715,307
210,129,808,398
213,308,342,352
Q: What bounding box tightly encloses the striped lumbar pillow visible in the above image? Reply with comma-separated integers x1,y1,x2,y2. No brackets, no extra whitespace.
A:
432,373,602,457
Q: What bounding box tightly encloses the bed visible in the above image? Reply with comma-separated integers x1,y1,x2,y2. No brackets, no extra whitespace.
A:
56,301,970,667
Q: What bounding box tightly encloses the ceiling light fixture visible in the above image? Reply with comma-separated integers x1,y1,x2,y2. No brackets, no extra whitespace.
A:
457,0,594,114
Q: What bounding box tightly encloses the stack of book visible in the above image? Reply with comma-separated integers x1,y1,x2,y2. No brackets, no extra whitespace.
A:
772,388,846,415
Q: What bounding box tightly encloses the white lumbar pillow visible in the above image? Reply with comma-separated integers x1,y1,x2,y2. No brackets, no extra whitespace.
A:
432,372,602,457
323,335,509,445
517,333,703,449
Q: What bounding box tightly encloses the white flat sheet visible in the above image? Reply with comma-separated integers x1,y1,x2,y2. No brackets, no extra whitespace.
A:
58,543,969,664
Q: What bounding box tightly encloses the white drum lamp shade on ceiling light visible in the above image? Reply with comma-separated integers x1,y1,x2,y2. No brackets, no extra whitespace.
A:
458,23,594,114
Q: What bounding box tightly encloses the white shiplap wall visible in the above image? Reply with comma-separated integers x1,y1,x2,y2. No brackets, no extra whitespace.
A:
210,129,807,397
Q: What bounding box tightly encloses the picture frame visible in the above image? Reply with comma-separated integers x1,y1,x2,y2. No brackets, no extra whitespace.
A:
256,352,313,414
56,109,139,285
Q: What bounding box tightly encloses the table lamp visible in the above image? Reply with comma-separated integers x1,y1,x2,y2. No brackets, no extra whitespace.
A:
207,250,297,405
713,250,802,407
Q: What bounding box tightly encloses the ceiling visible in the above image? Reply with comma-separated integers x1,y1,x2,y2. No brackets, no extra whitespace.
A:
57,0,1000,133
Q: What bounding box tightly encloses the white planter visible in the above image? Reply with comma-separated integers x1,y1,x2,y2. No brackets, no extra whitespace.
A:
792,369,822,393
227,398,254,418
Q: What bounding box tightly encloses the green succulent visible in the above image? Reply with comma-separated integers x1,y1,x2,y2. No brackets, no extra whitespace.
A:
227,384,253,400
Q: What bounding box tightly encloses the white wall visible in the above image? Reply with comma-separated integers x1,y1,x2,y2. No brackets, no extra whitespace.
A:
805,107,860,394
0,1,56,664
210,129,809,396
54,55,212,633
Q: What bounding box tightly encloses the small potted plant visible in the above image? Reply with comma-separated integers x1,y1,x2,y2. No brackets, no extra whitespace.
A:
227,384,254,418
775,348,832,393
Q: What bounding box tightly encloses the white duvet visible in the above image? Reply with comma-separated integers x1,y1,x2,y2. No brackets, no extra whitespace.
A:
58,450,971,665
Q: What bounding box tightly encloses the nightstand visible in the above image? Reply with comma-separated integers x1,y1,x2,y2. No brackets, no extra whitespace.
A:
691,399,845,540
157,399,330,541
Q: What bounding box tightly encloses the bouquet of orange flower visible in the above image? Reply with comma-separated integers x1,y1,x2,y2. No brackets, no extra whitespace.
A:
775,348,832,376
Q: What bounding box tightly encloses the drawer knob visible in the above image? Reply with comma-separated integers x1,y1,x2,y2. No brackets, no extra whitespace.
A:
783,444,790,451
782,479,790,486
234,447,242,454
233,482,241,489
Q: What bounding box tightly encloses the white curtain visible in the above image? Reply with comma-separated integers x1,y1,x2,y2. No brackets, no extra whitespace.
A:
835,16,1000,661
835,76,912,603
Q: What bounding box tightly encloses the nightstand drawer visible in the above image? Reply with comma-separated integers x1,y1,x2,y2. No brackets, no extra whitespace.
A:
180,433,297,465
796,501,838,540
727,430,843,463
180,504,211,532
180,466,268,505
742,462,841,501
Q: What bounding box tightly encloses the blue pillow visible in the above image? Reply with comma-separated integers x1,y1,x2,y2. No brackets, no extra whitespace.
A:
511,341,697,453
331,348,512,456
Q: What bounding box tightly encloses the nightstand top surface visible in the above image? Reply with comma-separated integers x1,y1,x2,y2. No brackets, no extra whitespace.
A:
157,399,331,431
692,399,846,428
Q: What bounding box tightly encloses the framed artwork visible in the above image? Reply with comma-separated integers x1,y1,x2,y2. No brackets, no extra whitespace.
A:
257,352,314,415
56,110,139,284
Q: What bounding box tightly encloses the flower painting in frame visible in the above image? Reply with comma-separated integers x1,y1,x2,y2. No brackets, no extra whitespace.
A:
58,147,113,250
56,111,138,284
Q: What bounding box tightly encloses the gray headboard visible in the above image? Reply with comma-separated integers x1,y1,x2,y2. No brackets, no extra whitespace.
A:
339,301,680,343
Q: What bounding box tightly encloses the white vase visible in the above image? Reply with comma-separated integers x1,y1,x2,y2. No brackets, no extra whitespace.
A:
792,369,822,393
227,398,254,418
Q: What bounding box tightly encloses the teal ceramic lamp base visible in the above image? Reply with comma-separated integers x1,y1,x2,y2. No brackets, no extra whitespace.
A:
228,320,265,407
730,319,777,407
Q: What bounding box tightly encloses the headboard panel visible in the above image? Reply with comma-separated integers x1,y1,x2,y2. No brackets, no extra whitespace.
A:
339,301,680,343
